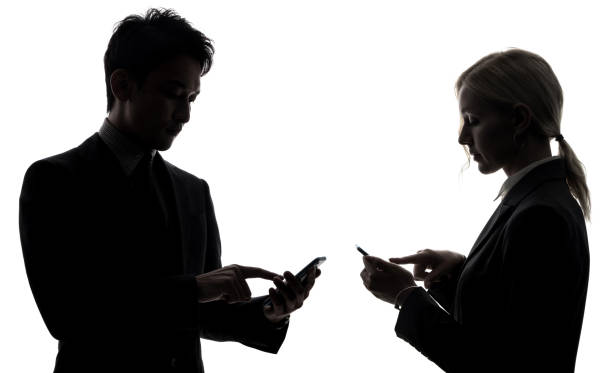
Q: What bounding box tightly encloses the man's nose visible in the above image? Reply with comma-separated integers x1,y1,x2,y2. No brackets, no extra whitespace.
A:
174,99,191,124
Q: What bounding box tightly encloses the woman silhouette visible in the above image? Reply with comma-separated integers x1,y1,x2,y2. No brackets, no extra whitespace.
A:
360,49,590,372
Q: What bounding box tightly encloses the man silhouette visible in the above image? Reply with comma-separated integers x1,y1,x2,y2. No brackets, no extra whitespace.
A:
19,8,319,373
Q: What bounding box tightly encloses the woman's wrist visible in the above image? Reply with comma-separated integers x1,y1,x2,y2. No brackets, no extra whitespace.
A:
394,285,420,309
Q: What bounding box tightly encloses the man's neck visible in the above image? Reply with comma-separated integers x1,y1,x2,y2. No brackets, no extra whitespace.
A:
106,114,150,151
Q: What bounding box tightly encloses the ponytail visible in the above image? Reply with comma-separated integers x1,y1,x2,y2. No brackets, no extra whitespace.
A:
557,137,591,220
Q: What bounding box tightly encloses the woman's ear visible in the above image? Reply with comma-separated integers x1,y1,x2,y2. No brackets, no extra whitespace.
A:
512,103,533,135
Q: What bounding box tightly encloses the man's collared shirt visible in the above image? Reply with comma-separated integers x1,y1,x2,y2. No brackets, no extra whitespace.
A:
99,118,169,223
98,118,156,176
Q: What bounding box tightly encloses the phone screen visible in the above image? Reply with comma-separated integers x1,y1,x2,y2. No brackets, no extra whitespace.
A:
294,256,326,284
263,256,325,306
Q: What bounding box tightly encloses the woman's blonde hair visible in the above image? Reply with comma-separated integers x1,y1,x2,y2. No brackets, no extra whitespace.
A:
456,49,590,220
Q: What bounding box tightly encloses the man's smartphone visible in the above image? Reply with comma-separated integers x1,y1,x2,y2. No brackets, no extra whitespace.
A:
294,256,326,284
263,256,326,307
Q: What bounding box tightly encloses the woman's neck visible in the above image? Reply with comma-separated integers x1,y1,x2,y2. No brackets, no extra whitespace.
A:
503,140,552,177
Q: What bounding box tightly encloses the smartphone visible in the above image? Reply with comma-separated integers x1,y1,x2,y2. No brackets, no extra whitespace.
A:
264,256,326,306
355,244,369,256
294,256,326,284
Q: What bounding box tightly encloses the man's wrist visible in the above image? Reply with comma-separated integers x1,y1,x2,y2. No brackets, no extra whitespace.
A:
264,312,290,329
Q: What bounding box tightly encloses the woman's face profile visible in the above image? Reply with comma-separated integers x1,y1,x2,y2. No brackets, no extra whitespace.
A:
457,87,518,175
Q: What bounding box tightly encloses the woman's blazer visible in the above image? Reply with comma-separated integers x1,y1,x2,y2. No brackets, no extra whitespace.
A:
395,158,589,373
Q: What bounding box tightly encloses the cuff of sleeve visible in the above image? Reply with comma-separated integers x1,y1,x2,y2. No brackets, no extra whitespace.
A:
250,296,289,353
267,314,290,330
395,287,450,350
395,286,420,309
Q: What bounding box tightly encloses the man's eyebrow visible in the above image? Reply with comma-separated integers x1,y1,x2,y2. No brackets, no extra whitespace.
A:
166,80,200,94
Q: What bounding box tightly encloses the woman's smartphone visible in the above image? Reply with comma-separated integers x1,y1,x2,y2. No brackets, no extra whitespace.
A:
356,245,369,256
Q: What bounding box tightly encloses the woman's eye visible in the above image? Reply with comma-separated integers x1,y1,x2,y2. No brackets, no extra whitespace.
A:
466,117,478,126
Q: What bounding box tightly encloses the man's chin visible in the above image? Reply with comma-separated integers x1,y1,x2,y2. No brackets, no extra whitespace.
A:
154,137,175,151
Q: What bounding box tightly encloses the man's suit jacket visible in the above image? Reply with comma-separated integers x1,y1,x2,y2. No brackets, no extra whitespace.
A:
19,133,287,373
395,158,589,372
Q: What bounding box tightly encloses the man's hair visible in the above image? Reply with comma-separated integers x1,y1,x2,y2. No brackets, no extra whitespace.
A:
104,8,214,112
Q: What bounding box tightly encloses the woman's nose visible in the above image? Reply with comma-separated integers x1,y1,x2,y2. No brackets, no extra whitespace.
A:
458,125,471,145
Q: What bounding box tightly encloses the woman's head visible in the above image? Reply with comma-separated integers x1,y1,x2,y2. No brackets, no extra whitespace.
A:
456,48,590,219
457,49,564,142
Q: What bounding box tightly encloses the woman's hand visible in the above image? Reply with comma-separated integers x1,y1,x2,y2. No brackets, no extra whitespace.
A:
390,249,466,289
360,256,417,305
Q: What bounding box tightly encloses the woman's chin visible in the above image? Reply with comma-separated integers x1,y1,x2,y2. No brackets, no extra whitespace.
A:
477,161,498,175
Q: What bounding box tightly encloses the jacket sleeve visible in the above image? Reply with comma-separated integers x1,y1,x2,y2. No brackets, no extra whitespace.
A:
426,256,465,314
394,206,582,373
20,159,120,339
196,180,288,353
19,159,201,340
198,297,288,353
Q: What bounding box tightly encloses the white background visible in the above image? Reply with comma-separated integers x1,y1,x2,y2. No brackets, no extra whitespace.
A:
1,1,610,372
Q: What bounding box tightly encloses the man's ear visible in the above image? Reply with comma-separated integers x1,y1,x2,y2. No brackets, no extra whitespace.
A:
512,103,533,135
110,69,133,103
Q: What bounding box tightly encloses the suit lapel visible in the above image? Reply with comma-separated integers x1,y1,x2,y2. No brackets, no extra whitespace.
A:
465,158,566,261
466,202,514,259
79,134,202,274
79,133,132,196
157,161,186,273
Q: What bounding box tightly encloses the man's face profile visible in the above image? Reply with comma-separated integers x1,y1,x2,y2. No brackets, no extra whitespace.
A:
117,54,202,151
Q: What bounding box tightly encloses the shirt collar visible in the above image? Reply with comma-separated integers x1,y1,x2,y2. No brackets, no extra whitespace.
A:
495,155,560,201
98,118,157,176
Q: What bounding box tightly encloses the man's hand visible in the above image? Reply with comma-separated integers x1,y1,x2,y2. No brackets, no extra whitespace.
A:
390,249,465,289
263,267,321,324
360,256,417,305
195,264,279,303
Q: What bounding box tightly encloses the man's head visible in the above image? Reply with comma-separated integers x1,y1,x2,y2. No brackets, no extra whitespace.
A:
104,8,214,150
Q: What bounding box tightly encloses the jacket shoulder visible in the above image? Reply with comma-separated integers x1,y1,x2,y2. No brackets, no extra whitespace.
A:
163,160,208,189
24,134,99,176
503,179,588,264
505,158,584,225
514,179,584,226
